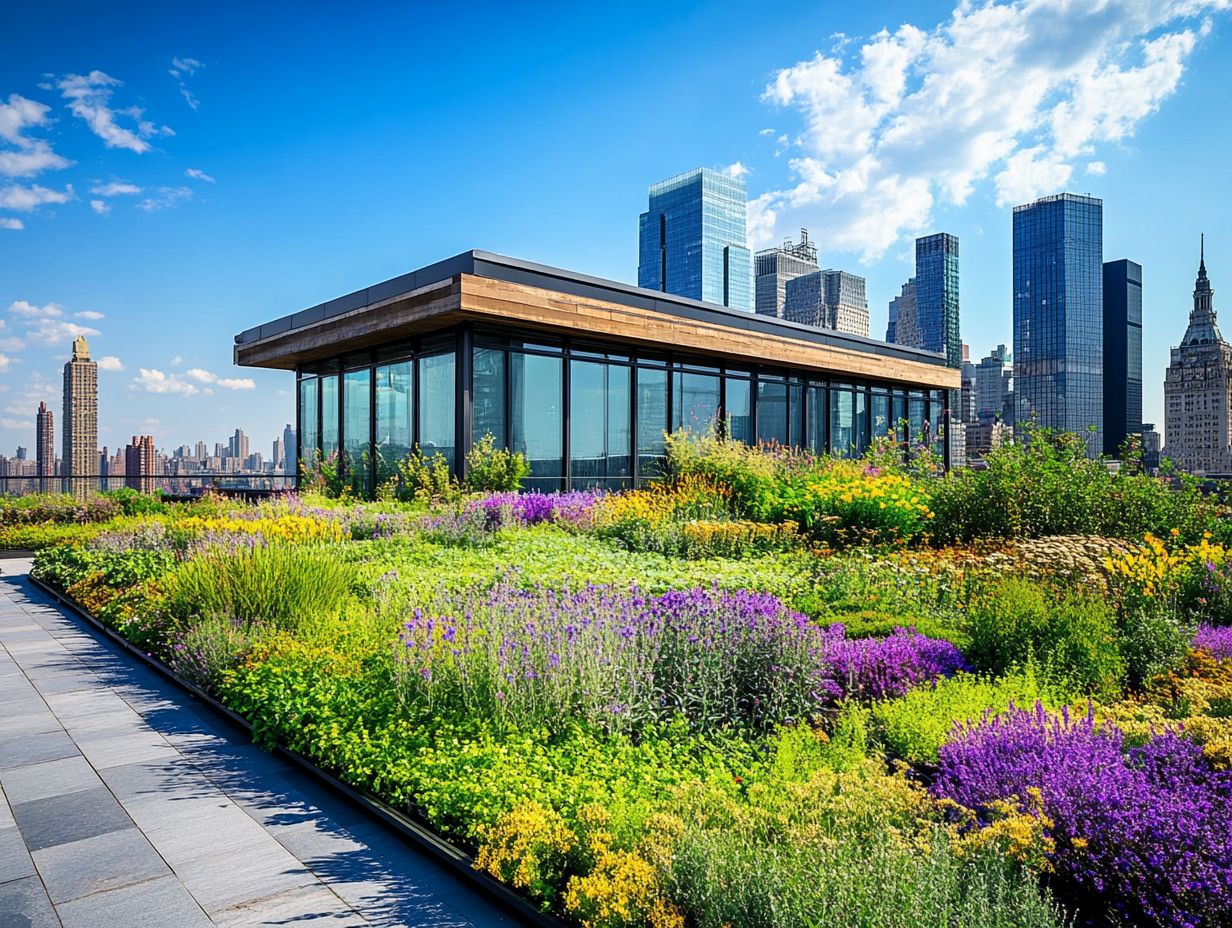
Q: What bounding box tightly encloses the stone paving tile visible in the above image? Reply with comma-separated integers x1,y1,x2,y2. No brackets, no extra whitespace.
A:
0,755,102,806
0,823,37,884
212,882,370,927
0,729,80,771
0,874,61,928
56,874,212,928
32,827,170,903
11,785,133,853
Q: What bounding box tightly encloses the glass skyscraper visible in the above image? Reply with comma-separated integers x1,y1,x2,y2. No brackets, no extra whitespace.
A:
638,168,752,311
1102,259,1143,457
914,233,961,367
1012,193,1104,456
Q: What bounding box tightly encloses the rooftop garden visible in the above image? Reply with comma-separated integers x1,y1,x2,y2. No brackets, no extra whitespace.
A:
9,429,1232,928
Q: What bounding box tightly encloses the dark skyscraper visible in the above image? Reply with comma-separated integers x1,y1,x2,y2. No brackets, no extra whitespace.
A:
1102,259,1143,457
35,401,54,490
914,233,961,368
1012,193,1104,457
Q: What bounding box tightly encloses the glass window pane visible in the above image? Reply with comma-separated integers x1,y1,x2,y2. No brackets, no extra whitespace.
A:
872,393,891,439
511,351,563,486
320,374,339,458
909,398,926,445
570,360,631,486
757,380,788,445
418,352,456,468
343,368,371,492
473,347,506,448
299,376,318,465
806,385,827,452
725,378,751,444
829,388,854,457
788,382,803,448
376,361,413,483
672,372,720,434
893,395,908,444
637,366,668,479
854,390,869,457
928,402,944,456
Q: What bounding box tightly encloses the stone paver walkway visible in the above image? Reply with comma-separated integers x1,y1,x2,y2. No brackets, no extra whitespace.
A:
0,560,518,928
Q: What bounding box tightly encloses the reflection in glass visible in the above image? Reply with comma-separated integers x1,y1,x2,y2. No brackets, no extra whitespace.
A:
872,393,891,440
672,372,720,433
725,378,751,444
854,390,869,457
376,361,413,482
829,388,854,457
473,348,506,447
788,382,803,447
299,377,318,465
806,385,827,452
418,352,456,467
637,367,669,480
320,374,339,457
570,360,631,487
343,368,371,492
511,351,563,486
757,380,788,445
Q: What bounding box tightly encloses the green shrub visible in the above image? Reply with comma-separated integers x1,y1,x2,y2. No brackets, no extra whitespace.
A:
101,487,168,517
388,447,458,503
870,665,1067,765
965,577,1124,695
463,433,531,492
170,614,259,693
0,493,121,526
30,544,105,590
822,609,970,652
1119,605,1194,690
166,544,354,631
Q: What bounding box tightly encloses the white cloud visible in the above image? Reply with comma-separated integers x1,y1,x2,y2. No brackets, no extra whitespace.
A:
183,368,255,390
90,181,141,196
8,300,61,319
74,310,104,320
89,199,109,215
131,368,198,396
0,417,25,429
753,0,1229,260
0,184,73,211
0,337,26,351
1086,160,1108,175
184,167,214,183
0,93,72,179
169,355,183,366
25,320,100,346
169,57,204,111
138,186,192,211
96,355,124,371
0,217,22,230
0,354,9,373
723,161,749,178
58,71,171,153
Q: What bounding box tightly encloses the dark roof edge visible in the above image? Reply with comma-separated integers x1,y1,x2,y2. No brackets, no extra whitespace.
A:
235,249,949,368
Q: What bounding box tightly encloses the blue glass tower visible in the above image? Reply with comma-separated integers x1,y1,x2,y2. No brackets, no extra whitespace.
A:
1012,193,1104,457
638,168,752,311
915,233,961,367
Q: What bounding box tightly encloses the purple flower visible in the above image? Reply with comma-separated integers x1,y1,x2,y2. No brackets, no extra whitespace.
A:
1194,625,1232,661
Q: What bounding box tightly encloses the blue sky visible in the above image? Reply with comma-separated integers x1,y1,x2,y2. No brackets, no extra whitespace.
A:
3,0,1231,456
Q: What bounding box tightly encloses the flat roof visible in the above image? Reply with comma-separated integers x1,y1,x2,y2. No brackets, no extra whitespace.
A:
235,249,949,369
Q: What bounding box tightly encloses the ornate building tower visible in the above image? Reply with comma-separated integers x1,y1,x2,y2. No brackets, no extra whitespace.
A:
1164,238,1232,474
62,335,99,497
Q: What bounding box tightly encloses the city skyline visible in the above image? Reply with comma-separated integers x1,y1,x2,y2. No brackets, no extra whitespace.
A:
4,2,1232,453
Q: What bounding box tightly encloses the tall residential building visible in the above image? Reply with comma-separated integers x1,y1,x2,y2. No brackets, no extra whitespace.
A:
959,346,978,424
637,167,752,310
124,435,157,493
1164,240,1232,474
272,436,285,471
1102,259,1144,457
783,269,869,336
1012,193,1104,456
195,440,208,460
754,230,818,319
283,423,297,476
62,335,98,496
915,233,961,367
975,345,1014,424
14,446,26,461
229,428,249,461
887,279,919,345
35,401,54,489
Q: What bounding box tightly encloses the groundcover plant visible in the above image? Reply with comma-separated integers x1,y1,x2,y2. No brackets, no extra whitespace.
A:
17,432,1232,928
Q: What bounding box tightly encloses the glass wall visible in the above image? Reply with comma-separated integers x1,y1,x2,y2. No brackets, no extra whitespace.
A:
511,352,563,487
320,374,339,457
570,360,631,488
637,366,669,480
473,347,506,447
375,361,412,483
419,352,456,466
342,368,371,489
295,325,950,491
299,376,318,467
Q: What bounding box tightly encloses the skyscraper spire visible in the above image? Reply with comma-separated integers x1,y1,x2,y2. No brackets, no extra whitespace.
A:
1183,236,1219,346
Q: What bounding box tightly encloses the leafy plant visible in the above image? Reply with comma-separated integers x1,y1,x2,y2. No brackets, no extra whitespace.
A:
464,433,531,492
